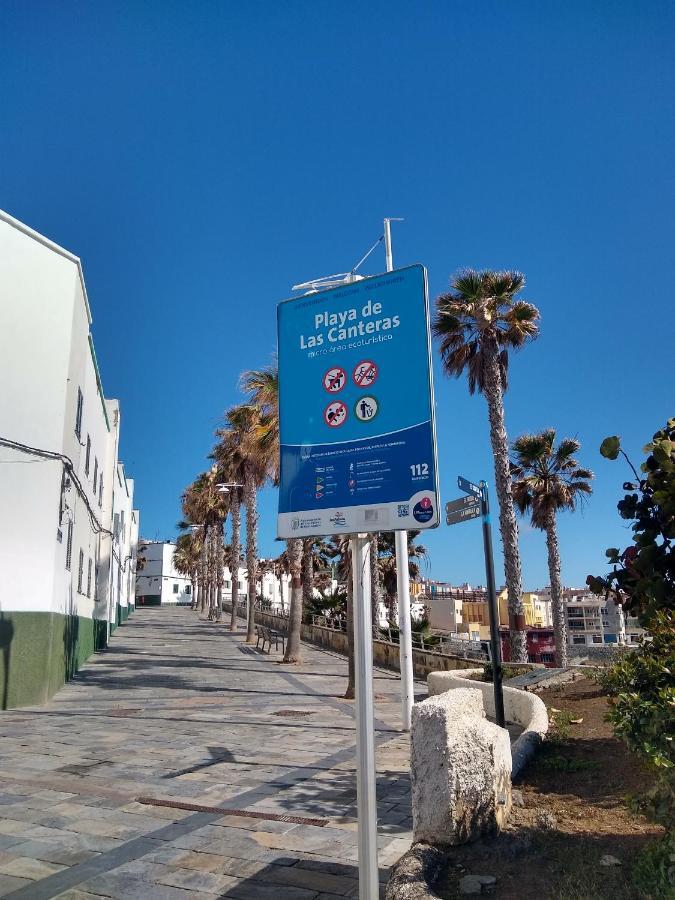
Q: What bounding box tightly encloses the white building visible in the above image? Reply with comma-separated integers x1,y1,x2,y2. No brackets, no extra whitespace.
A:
564,591,630,647
136,540,194,606
0,210,139,708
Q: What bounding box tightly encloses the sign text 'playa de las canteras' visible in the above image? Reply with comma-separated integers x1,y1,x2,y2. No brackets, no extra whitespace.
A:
277,264,440,537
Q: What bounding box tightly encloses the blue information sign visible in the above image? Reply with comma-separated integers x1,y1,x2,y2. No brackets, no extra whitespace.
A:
277,265,439,537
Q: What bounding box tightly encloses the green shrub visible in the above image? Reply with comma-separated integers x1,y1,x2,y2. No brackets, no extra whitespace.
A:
598,612,675,828
631,833,675,900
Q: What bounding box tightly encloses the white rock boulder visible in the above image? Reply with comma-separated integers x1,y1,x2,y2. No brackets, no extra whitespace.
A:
411,687,512,845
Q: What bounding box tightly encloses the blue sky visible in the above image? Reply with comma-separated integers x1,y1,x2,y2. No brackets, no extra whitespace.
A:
2,1,673,590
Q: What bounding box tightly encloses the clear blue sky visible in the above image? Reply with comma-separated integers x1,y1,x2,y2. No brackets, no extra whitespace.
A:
2,1,673,590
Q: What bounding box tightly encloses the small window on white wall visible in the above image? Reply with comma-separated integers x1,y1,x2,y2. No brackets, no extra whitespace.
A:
173,584,179,594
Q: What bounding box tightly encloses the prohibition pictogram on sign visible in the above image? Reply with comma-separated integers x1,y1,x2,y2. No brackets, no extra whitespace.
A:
324,400,347,428
353,360,378,388
323,366,346,393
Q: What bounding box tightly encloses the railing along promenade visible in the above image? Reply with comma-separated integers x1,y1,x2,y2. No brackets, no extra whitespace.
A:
234,599,489,678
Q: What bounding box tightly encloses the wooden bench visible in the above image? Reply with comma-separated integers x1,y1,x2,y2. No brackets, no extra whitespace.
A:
255,624,286,654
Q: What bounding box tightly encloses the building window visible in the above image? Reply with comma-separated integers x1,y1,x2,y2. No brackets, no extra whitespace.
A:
225,580,231,589
540,653,555,663
173,584,179,594
572,636,586,645
237,581,243,590
77,549,84,593
65,522,73,570
85,435,91,476
185,585,191,595
92,458,98,495
75,388,83,438
98,476,103,508
87,558,92,597
592,635,602,643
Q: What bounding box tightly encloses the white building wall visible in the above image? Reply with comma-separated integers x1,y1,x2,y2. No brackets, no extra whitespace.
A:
0,211,138,626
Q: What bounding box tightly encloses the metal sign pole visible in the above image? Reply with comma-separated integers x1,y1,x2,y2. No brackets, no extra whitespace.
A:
479,482,506,728
384,217,414,731
351,533,379,899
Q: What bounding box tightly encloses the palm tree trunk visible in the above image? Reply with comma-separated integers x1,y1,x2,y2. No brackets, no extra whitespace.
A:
190,568,197,610
199,535,207,613
370,534,380,633
283,538,303,663
207,525,216,620
243,466,258,644
545,511,568,667
344,570,355,699
302,540,314,606
481,333,527,662
229,488,241,632
216,520,224,622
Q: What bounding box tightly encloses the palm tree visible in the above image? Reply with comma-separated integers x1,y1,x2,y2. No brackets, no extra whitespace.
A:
217,404,269,643
283,536,304,662
378,530,428,621
239,364,306,663
511,430,593,667
173,533,200,608
433,270,539,662
324,534,354,698
180,468,229,620
213,435,244,631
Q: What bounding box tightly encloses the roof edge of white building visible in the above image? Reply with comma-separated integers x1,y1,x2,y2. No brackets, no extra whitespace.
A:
0,208,93,325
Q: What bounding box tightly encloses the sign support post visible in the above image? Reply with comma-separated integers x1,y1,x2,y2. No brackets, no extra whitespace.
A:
384,217,414,732
479,481,506,728
351,533,379,900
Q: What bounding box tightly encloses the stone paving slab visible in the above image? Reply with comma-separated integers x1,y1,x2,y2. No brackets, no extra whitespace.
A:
0,607,415,897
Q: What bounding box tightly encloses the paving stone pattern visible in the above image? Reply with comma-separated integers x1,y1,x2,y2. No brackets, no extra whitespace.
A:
0,607,417,898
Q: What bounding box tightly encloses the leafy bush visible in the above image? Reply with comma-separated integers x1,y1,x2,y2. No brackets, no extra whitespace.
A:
588,419,674,626
589,420,675,830
482,663,523,682
598,612,675,827
631,833,675,900
302,588,346,623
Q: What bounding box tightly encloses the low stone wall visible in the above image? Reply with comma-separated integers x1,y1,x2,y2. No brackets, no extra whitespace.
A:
411,687,512,846
224,602,480,675
427,669,549,777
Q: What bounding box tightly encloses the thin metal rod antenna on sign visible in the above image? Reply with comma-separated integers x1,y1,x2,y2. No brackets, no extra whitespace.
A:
351,533,379,899
383,217,415,732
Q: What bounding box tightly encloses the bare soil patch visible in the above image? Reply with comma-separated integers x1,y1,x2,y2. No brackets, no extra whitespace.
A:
437,677,667,900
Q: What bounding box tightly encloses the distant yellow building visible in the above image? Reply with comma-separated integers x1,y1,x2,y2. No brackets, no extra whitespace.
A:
497,589,553,627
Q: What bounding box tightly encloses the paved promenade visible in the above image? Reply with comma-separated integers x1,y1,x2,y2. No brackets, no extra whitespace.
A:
0,607,416,898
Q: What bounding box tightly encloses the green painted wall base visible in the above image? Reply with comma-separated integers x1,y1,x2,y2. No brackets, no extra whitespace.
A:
0,608,127,710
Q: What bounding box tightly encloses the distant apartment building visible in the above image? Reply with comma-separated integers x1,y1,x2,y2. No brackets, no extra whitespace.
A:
0,210,139,708
565,593,620,646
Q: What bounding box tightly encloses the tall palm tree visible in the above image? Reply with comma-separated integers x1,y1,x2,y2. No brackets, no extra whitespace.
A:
433,270,539,662
283,536,304,662
378,530,428,621
213,434,244,631
173,533,201,608
239,364,306,662
219,403,272,643
181,468,229,620
511,430,593,667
